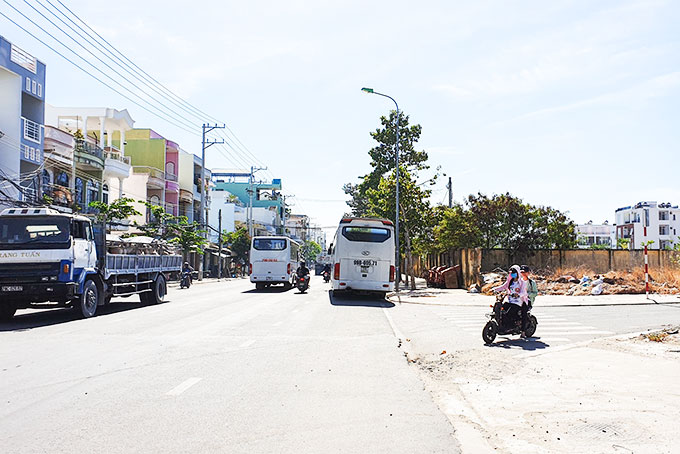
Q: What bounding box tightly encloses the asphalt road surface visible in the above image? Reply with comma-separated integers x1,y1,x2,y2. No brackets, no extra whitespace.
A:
3,278,678,453
0,277,458,454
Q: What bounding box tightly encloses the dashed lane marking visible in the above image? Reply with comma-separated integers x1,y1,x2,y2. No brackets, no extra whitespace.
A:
166,377,202,396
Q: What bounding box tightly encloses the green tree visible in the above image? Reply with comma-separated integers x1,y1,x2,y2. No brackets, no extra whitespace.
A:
301,240,322,262
133,201,175,239
166,216,208,260
617,238,631,250
223,226,250,263
88,197,140,232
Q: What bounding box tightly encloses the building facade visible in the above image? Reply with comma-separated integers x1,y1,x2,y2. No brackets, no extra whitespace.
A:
576,222,615,249
0,36,46,206
615,201,680,250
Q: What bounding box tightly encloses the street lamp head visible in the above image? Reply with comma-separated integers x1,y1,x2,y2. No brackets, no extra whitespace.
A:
361,87,374,94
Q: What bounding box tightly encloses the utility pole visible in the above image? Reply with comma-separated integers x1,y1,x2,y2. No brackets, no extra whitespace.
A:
199,123,225,280
247,165,267,238
218,209,223,280
447,176,453,208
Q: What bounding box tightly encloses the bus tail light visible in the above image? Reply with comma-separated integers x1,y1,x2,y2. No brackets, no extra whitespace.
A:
287,263,291,275
389,265,395,282
248,263,252,275
333,263,340,280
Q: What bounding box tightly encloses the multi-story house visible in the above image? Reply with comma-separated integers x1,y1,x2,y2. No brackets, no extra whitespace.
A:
615,201,680,249
123,129,181,224
208,170,284,240
576,221,615,249
0,36,46,206
44,107,134,216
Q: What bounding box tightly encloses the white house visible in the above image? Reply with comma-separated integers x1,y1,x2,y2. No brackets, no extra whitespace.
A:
576,221,615,249
614,201,680,250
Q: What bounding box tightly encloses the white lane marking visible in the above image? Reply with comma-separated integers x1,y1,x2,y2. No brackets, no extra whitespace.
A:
239,339,256,348
382,307,405,340
272,321,283,327
166,377,202,396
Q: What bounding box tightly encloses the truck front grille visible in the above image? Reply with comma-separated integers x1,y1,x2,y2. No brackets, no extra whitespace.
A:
0,263,61,284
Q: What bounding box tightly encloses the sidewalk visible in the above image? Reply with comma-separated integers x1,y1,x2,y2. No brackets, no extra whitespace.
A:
167,276,248,288
411,328,680,454
389,283,680,308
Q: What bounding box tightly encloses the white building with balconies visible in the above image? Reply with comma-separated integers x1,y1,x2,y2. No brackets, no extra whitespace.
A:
615,201,680,250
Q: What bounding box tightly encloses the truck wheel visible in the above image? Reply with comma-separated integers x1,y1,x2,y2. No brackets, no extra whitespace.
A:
0,303,17,321
76,280,99,318
147,275,166,305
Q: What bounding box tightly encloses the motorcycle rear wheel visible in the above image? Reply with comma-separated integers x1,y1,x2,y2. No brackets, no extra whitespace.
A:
482,321,498,344
524,315,537,337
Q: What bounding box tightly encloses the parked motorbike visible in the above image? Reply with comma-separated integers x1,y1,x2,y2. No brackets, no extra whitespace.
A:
482,293,537,344
297,275,309,293
322,270,330,283
180,271,192,289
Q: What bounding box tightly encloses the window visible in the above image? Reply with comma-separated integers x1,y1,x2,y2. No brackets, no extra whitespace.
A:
102,184,109,205
253,238,287,250
75,177,84,204
37,83,42,97
659,225,669,235
342,226,391,243
55,171,69,187
0,216,70,245
25,77,30,91
41,169,51,195
32,80,37,94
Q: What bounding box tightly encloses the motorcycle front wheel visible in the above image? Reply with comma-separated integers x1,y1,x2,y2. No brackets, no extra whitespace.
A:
482,321,498,344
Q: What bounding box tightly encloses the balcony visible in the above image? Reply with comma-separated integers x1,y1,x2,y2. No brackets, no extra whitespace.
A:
74,139,104,171
165,172,178,182
103,150,132,180
134,166,165,189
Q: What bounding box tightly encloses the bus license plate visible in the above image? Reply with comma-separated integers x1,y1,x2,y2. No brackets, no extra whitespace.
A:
2,286,22,292
353,259,377,266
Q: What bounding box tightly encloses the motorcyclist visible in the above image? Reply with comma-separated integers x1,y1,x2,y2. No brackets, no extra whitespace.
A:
492,264,529,337
296,261,310,279
321,263,331,278
182,261,194,285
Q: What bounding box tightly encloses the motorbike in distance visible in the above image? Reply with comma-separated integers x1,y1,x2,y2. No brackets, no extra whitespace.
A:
322,270,330,283
482,293,537,344
297,275,310,293
180,271,192,289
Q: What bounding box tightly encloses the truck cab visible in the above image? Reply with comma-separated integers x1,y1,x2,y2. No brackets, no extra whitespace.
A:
0,207,101,320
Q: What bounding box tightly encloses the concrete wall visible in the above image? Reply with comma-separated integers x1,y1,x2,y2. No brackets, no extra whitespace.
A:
0,66,21,203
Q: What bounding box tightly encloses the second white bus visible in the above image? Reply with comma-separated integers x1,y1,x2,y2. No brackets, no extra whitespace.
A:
249,236,301,290
329,217,395,296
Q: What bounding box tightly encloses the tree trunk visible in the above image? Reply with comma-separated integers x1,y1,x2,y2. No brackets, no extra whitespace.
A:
400,205,417,291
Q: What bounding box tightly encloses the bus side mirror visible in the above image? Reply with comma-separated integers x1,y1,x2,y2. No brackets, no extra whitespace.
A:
327,243,333,255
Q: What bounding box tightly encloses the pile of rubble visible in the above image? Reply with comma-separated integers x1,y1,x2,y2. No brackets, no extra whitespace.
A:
479,268,680,296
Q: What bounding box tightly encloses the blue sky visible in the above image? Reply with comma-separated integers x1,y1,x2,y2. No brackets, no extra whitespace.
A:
2,0,679,236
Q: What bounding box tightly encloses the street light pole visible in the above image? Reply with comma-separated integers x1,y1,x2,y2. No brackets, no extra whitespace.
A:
361,87,400,292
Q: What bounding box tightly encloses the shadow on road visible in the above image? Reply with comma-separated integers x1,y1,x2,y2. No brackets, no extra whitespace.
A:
0,300,170,332
329,291,395,308
485,337,550,351
241,286,292,294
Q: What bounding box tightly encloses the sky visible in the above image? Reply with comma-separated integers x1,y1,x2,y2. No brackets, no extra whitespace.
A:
2,0,679,239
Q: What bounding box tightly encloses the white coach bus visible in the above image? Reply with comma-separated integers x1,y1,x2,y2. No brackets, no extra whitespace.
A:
329,217,395,296
249,236,301,290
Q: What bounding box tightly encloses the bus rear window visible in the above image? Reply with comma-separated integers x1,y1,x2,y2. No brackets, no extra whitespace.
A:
253,238,287,250
342,227,391,243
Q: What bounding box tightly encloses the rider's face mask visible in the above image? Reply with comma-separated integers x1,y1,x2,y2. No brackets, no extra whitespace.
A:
510,272,518,279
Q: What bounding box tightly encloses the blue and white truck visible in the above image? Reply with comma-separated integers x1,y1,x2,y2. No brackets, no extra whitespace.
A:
0,207,182,320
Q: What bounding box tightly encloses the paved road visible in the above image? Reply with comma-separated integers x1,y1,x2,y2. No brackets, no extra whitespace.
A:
0,277,458,454
387,293,680,355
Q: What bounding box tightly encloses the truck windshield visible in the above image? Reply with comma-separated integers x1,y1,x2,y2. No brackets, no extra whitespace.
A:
0,216,71,245
253,238,287,250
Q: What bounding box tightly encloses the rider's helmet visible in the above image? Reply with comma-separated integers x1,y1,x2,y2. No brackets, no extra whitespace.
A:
520,265,531,273
184,261,189,267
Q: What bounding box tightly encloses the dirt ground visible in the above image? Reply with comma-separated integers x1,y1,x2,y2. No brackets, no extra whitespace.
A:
412,327,680,454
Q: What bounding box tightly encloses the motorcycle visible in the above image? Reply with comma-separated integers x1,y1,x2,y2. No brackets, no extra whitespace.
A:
322,270,330,283
482,293,537,344
180,271,192,289
297,275,309,293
